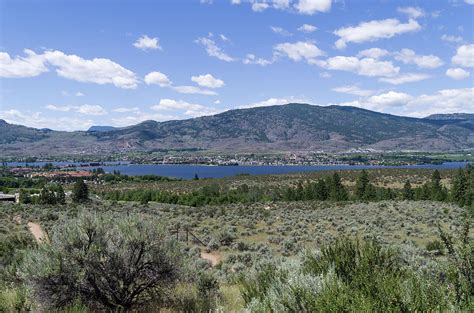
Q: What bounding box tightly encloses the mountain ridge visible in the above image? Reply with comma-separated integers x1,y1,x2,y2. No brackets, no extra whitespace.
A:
1,103,473,156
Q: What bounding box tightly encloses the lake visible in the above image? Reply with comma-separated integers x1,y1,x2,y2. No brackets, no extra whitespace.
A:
6,161,472,180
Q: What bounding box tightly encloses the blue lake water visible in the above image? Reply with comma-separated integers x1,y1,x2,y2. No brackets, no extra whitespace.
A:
6,161,472,180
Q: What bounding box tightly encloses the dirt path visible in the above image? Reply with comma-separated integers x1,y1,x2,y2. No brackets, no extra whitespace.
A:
27,222,48,243
200,251,222,266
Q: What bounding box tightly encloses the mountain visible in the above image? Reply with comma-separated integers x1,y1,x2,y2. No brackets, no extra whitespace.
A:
425,113,474,121
1,104,473,156
88,126,118,132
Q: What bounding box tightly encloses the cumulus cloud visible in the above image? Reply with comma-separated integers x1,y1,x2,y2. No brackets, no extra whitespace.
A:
0,49,48,78
332,85,375,97
274,41,324,62
144,71,172,86
452,44,474,67
334,18,420,49
297,24,317,33
191,74,225,88
441,34,464,44
294,0,332,15
397,7,424,19
242,54,274,66
239,96,309,109
321,56,399,77
0,109,94,131
357,48,389,59
446,68,470,80
252,2,269,11
151,99,219,117
171,85,217,96
270,26,292,36
379,73,431,85
195,36,236,62
394,49,443,68
45,104,107,115
336,88,474,117
42,50,138,89
133,35,161,51
112,107,140,113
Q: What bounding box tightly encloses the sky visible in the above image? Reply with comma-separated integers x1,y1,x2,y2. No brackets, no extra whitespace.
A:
0,0,473,131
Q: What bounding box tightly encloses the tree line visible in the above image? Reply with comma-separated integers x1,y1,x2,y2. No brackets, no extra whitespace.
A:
103,166,474,209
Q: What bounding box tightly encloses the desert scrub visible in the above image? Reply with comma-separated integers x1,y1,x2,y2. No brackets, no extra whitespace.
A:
239,237,471,312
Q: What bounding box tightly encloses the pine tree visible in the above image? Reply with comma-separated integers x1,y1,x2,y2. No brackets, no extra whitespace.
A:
56,185,66,205
402,180,414,200
451,168,467,206
329,173,348,201
355,170,370,200
430,170,447,201
19,189,31,204
72,179,89,203
314,179,328,200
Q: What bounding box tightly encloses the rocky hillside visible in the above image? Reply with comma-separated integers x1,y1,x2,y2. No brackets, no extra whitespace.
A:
1,104,473,156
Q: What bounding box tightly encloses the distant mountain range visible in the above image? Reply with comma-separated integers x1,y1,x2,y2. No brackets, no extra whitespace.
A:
1,104,473,156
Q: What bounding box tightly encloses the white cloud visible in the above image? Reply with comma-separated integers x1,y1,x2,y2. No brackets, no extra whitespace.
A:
334,18,420,49
452,44,474,67
172,85,217,96
75,91,85,97
397,6,424,19
446,68,470,80
191,74,225,88
379,73,431,85
297,24,317,33
239,96,309,109
441,34,464,44
252,2,269,12
332,85,375,97
76,104,107,116
465,0,474,4
335,88,474,117
407,88,474,117
42,50,138,89
0,49,48,78
394,49,443,68
274,41,324,62
294,0,332,15
151,99,219,117
112,107,140,113
195,36,236,62
144,71,172,86
271,26,292,36
133,35,161,51
367,91,413,109
45,104,72,112
272,0,290,9
0,109,94,131
46,104,106,115
357,48,389,59
322,56,399,77
242,54,273,66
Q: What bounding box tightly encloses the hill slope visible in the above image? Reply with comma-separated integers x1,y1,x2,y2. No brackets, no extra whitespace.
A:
1,104,473,156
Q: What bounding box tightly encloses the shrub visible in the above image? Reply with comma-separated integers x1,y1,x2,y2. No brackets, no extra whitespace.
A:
21,212,184,311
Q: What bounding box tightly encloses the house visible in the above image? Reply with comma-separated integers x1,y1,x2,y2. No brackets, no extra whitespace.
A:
0,193,19,203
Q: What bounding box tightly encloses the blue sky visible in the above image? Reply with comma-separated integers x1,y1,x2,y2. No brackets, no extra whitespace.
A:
0,0,473,130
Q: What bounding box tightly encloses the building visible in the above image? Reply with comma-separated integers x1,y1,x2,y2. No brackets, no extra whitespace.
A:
0,193,19,203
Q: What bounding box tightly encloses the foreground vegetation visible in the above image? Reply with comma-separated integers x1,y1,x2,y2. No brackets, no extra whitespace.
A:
0,167,473,311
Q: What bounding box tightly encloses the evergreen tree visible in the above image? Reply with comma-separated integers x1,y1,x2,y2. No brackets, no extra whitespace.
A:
329,173,348,201
355,170,370,200
430,170,447,201
19,189,31,204
38,187,56,205
402,180,414,200
72,179,89,203
314,179,328,200
451,168,467,206
56,185,66,205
